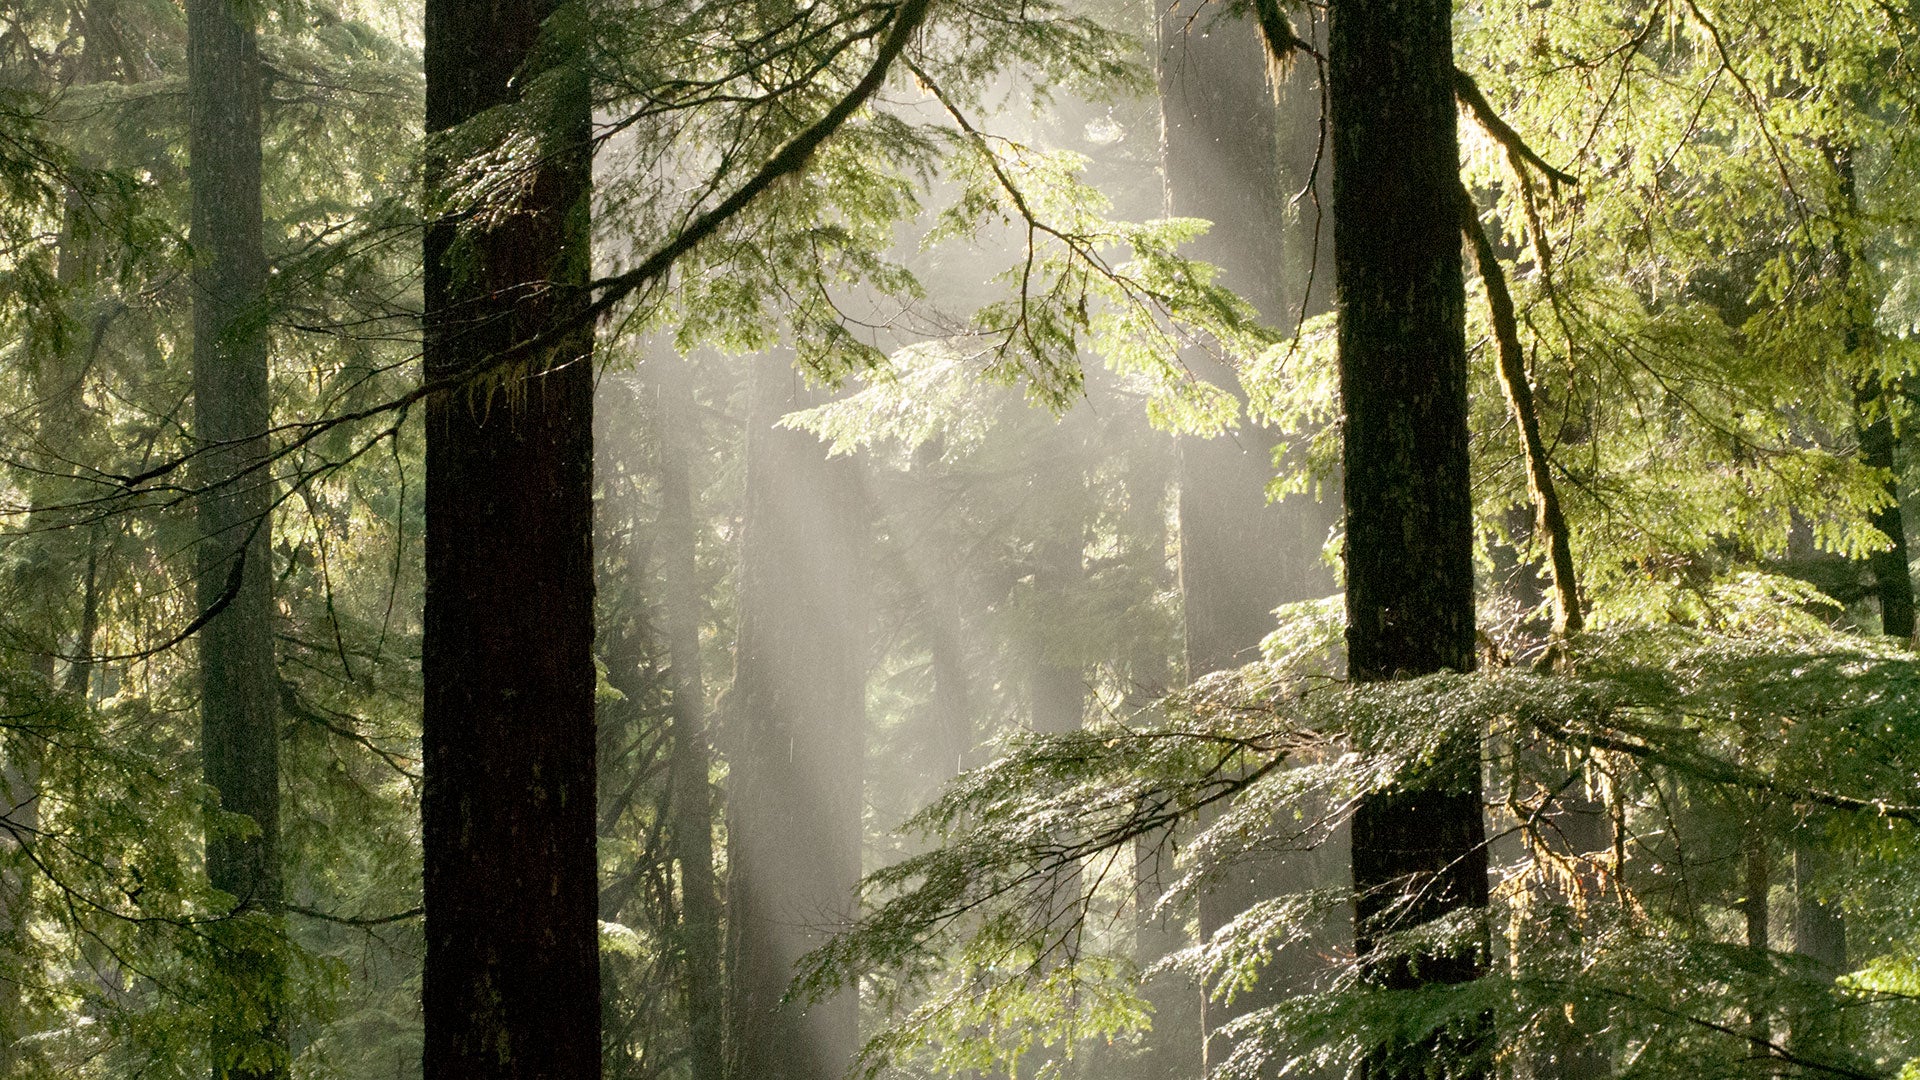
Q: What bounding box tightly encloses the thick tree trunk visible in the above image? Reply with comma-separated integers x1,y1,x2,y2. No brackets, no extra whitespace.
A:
1158,3,1336,1070
187,0,284,1074
1330,0,1489,1076
420,1,599,1074
727,357,866,1080
655,358,724,1080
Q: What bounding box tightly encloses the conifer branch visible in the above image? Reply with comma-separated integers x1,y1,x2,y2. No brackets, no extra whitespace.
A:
1452,67,1579,191
576,0,931,323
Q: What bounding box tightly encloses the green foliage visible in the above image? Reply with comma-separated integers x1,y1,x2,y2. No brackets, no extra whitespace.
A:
807,621,1920,1078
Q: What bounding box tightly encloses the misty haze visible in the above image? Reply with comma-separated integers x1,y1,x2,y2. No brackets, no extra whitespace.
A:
0,0,1916,1079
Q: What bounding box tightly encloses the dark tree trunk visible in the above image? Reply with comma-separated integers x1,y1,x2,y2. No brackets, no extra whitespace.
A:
187,0,284,1073
1855,388,1912,638
420,0,599,1074
1329,0,1489,1076
727,358,866,1080
1158,3,1335,1070
1831,145,1916,640
655,359,724,1080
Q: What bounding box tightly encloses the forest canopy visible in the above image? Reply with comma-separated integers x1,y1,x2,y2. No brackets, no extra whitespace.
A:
1,0,1919,1078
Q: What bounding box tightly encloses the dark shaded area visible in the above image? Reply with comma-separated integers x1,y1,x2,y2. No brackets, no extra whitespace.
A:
1330,0,1488,1075
420,0,601,1072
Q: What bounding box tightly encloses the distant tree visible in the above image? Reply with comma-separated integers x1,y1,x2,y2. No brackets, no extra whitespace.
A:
185,0,285,1072
727,357,869,1080
1156,1,1337,1069
418,0,599,1074
654,355,724,1080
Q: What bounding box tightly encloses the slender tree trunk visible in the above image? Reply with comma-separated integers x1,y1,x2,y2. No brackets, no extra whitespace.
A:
1123,463,1198,1080
1854,383,1911,639
1792,838,1845,973
420,0,599,1073
1,17,119,1054
727,357,866,1080
1829,145,1916,640
655,358,724,1080
928,586,971,778
1789,834,1847,1051
1330,1,1489,1077
187,0,284,1073
1743,812,1772,1046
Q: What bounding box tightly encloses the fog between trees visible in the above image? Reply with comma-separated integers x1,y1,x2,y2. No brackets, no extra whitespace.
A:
3,0,1920,1079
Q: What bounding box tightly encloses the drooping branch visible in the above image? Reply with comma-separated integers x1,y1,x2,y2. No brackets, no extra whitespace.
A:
1460,186,1583,636
1251,0,1321,70
1452,67,1578,191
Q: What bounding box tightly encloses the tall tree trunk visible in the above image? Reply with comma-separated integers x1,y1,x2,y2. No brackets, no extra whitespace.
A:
727,358,866,1080
1792,838,1846,974
655,358,724,1080
1330,1,1489,1077
1158,3,1335,1069
1789,833,1847,1052
1123,461,1198,1080
187,0,284,1073
420,1,599,1074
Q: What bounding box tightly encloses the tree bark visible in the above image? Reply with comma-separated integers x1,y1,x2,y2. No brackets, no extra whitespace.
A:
420,0,600,1074
1330,1,1489,1077
726,357,866,1080
187,0,284,1073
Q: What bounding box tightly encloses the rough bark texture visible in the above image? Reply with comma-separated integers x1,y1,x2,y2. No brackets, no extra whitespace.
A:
1330,0,1489,1075
727,358,866,1080
187,0,284,1073
420,0,600,1074
1159,3,1337,1071
655,359,724,1080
